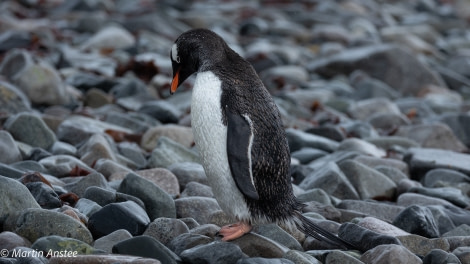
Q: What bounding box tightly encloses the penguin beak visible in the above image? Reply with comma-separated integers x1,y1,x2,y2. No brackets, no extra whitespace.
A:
170,68,180,95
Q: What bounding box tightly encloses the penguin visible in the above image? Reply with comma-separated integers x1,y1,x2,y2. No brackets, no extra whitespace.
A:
170,28,354,250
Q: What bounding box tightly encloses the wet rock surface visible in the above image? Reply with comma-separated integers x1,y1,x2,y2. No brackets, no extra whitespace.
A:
1,0,470,263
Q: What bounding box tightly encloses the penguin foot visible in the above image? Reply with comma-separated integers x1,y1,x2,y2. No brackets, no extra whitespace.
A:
218,222,252,241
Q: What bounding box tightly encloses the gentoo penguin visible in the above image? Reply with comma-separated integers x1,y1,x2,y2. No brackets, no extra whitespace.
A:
170,28,354,249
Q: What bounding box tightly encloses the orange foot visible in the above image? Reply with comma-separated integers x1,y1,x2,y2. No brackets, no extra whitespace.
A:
218,222,252,241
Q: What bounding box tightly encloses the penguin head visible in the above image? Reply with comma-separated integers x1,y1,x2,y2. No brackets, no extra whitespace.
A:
170,28,228,94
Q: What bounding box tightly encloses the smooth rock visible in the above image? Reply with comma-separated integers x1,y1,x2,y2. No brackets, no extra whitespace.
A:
141,124,194,151
360,244,422,264
325,250,363,264
4,112,57,150
93,229,133,253
337,138,386,157
337,200,404,223
118,172,176,220
3,208,92,244
408,186,470,208
404,148,470,180
393,205,440,238
180,181,214,198
453,246,470,264
77,134,118,166
0,176,40,226
81,25,135,50
0,131,22,164
357,217,410,237
143,217,189,246
308,44,445,96
348,97,401,121
147,137,199,168
25,182,62,209
74,198,102,217
38,155,95,178
180,241,246,264
63,172,109,197
422,168,470,188
132,168,180,197
49,254,161,264
168,162,207,190
252,224,303,251
237,258,294,264
0,49,69,105
438,113,470,147
286,128,339,153
338,159,396,200
299,161,360,200
338,222,402,253
82,186,144,208
175,197,221,225
283,250,321,264
138,100,181,124
422,249,461,264
0,80,31,114
168,233,213,256
31,235,98,255
104,111,152,134
396,123,467,152
56,115,133,146
0,231,31,251
88,201,150,239
397,235,450,256
112,235,181,264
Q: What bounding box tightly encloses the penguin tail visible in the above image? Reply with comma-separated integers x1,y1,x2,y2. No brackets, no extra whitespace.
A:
293,211,356,250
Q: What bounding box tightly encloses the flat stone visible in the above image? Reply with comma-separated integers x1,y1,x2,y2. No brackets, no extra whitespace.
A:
404,147,470,180
299,161,360,200
393,205,440,238
118,172,176,220
0,80,31,114
168,162,207,190
0,231,31,251
3,208,92,244
337,200,404,223
308,44,445,96
141,124,194,151
38,155,95,178
49,254,161,264
180,241,245,264
63,172,109,197
168,233,213,256
112,235,181,264
360,244,422,264
397,234,450,256
396,123,467,152
93,229,133,253
0,131,22,164
338,160,396,200
422,249,461,264
175,197,221,225
88,201,150,239
147,137,199,168
285,128,339,153
0,176,40,227
338,223,402,253
4,112,57,150
357,217,410,237
143,217,189,246
31,235,98,255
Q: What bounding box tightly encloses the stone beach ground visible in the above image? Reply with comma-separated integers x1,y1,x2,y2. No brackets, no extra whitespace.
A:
2,0,470,263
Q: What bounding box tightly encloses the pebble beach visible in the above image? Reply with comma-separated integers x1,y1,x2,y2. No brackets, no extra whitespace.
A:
1,0,470,263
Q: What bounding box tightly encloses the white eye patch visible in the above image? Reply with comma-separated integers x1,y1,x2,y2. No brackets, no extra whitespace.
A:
171,43,180,63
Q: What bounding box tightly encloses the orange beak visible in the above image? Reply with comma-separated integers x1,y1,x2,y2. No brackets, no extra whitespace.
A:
170,69,180,95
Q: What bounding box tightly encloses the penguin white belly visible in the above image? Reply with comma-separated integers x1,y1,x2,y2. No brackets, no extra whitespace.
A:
190,71,251,222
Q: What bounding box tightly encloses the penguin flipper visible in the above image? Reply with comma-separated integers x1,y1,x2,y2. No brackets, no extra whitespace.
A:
226,109,260,200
